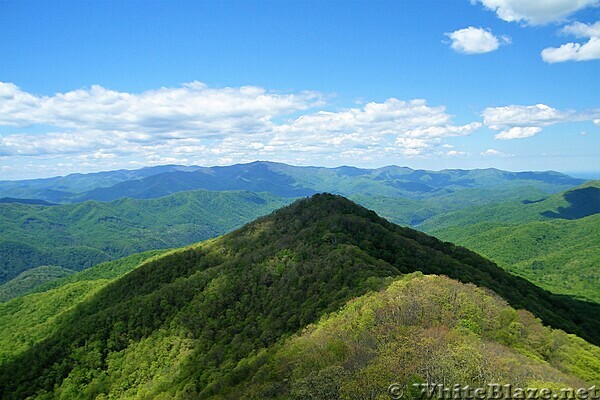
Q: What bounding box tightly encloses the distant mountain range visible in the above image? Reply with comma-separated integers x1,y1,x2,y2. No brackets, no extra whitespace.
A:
0,161,583,203
0,165,202,202
0,162,594,296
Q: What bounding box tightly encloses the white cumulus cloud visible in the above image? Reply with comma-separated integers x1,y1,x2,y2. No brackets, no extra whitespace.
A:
279,98,453,135
395,137,432,156
495,126,542,140
472,0,599,25
274,98,481,157
481,148,514,156
446,150,467,156
400,123,483,138
446,27,510,54
562,20,600,37
541,21,600,63
482,104,572,130
482,103,600,139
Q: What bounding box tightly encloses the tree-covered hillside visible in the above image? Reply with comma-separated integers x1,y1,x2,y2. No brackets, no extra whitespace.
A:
1,194,598,399
1,171,571,288
423,182,600,302
0,163,583,287
0,250,165,364
224,274,599,399
0,265,74,302
0,190,291,284
420,181,600,231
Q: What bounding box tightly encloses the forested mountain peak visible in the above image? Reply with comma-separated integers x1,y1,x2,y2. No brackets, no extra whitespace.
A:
1,193,599,398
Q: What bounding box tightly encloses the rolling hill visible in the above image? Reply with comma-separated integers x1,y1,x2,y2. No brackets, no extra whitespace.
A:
423,182,600,302
0,265,74,302
1,194,598,399
420,181,600,230
0,190,292,285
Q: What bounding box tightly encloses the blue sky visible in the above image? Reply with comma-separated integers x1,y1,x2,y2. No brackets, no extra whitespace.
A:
1,0,599,179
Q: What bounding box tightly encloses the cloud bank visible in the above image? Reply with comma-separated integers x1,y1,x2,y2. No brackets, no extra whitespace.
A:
0,82,482,173
0,81,322,134
2,82,597,178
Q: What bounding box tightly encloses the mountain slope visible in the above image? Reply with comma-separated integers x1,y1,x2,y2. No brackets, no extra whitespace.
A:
420,181,600,231
1,194,598,399
0,250,165,364
75,162,317,201
423,182,600,302
348,185,551,227
431,215,600,303
0,265,74,302
0,169,578,285
0,190,292,284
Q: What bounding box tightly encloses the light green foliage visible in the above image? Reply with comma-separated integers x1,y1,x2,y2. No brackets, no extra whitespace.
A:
0,250,162,363
432,215,600,302
228,274,598,399
32,250,167,293
0,279,107,363
55,328,194,400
